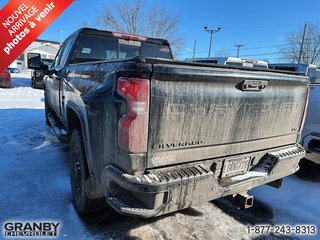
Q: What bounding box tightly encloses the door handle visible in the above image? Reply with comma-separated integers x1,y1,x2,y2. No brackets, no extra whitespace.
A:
240,80,268,91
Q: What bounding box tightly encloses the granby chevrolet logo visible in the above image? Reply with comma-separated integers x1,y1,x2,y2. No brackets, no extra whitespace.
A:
3,221,60,238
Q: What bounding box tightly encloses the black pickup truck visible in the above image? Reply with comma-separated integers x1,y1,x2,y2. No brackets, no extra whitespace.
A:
28,28,308,218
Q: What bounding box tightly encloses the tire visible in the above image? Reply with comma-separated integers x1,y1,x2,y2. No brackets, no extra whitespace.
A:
44,97,51,126
69,129,107,214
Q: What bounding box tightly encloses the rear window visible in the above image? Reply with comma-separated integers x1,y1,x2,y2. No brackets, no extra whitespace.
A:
73,35,118,63
141,42,172,59
73,34,172,63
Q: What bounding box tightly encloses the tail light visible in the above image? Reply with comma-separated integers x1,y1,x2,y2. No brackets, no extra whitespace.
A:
299,87,310,132
117,77,149,153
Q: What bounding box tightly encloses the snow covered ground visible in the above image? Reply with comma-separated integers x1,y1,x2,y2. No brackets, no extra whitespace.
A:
0,71,44,109
0,72,319,240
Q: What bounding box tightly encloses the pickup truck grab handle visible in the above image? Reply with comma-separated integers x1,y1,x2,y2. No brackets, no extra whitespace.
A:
240,80,268,91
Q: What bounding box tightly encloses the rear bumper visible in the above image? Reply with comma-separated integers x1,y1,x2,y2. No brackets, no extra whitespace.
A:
101,145,305,218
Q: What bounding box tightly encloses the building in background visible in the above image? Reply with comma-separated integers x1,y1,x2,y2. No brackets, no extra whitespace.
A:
16,39,60,69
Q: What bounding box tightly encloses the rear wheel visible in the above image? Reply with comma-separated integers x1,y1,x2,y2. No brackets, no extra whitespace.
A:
69,129,107,213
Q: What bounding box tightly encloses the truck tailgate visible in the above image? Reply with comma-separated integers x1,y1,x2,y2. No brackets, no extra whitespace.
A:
147,62,308,168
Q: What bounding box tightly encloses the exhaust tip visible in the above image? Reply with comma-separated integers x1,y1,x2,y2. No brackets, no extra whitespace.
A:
244,195,254,208
234,192,254,209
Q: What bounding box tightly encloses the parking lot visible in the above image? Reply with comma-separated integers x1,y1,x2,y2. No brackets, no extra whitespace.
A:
0,72,319,239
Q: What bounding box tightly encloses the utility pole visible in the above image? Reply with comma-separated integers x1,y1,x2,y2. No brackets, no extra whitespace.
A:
192,39,197,59
298,23,307,64
204,25,221,57
58,30,64,45
235,44,244,58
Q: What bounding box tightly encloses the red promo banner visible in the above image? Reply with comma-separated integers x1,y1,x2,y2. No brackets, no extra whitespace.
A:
0,0,73,72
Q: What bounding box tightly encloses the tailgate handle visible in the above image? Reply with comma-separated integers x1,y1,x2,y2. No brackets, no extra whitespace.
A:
240,80,268,91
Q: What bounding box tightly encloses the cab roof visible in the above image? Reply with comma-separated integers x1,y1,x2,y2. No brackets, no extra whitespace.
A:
78,28,170,46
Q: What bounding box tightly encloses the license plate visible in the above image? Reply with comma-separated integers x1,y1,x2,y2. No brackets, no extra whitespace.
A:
221,157,250,178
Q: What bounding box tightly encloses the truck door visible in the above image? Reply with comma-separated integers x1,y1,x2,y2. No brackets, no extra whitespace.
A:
47,36,75,119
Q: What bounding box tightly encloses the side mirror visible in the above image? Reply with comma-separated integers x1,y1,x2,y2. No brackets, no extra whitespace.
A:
27,53,43,70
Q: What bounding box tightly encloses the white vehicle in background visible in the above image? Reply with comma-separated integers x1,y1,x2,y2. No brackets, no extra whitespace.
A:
189,57,268,69
269,63,320,164
7,61,20,73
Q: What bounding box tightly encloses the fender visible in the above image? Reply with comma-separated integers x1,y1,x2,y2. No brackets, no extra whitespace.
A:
66,101,104,199
65,101,92,170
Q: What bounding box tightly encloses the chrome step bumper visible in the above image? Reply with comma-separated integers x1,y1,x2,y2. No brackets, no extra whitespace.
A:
101,145,305,218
